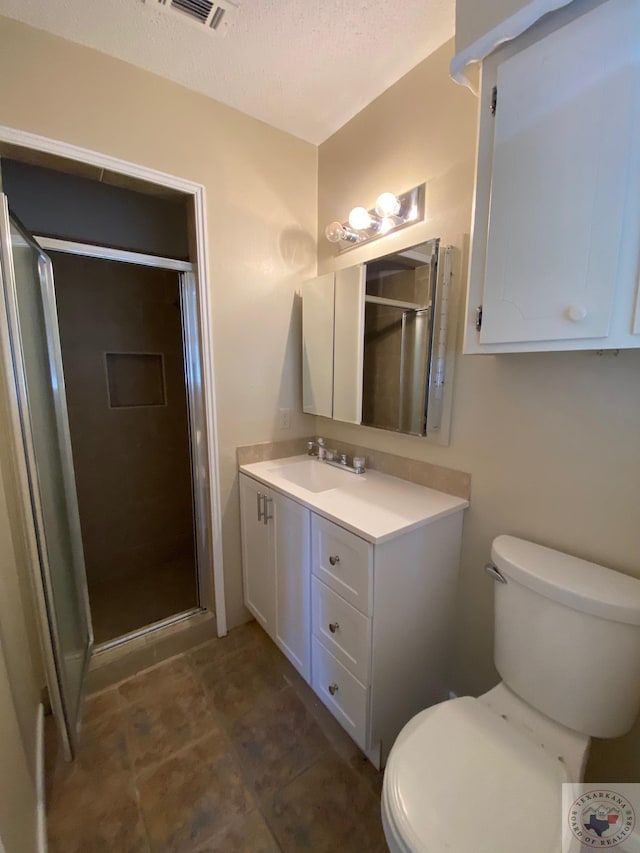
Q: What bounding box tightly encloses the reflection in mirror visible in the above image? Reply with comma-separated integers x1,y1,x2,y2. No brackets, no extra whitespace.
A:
362,238,439,436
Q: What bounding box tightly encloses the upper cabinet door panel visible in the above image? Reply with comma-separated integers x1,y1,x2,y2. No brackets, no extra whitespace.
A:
481,0,640,345
302,272,335,417
333,265,365,424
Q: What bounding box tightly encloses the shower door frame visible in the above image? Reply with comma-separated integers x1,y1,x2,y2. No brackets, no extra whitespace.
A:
0,123,227,639
37,238,214,642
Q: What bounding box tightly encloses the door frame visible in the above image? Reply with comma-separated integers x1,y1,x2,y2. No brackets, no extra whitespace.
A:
0,124,227,637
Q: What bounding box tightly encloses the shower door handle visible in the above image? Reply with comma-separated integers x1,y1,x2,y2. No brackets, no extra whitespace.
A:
257,492,264,522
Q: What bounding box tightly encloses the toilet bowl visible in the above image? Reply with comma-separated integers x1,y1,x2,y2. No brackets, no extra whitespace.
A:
382,535,640,853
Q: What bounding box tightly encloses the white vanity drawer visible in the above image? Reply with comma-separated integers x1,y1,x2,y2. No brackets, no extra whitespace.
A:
311,515,372,615
312,637,368,751
312,577,370,684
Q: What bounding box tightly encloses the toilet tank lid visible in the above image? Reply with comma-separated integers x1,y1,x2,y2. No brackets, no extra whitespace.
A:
492,535,640,625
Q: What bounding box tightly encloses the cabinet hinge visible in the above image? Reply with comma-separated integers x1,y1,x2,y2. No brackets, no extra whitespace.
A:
475,305,483,331
490,86,497,115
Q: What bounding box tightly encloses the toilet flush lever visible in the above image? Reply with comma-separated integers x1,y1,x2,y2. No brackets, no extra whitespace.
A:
484,562,507,584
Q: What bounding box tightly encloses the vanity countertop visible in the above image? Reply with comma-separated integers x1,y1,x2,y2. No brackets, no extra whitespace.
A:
240,454,469,544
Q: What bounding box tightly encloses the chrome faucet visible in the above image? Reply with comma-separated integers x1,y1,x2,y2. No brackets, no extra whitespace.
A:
307,437,326,460
307,438,365,474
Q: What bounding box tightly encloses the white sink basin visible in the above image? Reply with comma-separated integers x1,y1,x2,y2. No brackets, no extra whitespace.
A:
269,459,363,493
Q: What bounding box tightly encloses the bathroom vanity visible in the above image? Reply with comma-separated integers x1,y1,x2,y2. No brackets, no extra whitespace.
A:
239,455,467,766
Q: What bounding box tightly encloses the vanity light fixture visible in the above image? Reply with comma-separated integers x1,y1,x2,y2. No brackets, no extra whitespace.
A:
375,192,402,218
325,221,360,243
324,183,425,252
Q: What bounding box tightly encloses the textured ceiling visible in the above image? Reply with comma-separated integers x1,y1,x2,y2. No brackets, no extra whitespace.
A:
0,0,455,144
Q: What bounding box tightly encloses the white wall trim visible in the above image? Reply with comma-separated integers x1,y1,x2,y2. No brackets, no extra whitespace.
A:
450,0,575,92
0,124,227,637
36,703,46,853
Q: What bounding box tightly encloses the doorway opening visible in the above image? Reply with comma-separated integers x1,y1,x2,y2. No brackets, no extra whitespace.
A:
0,128,225,757
1,156,214,648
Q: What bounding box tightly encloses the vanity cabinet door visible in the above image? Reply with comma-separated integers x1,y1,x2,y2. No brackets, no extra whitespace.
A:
239,474,275,637
273,491,311,681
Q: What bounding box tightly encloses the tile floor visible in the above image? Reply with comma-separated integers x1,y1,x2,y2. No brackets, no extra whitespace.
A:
46,621,387,852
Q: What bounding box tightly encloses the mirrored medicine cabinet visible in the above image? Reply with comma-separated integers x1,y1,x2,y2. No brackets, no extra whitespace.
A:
302,237,458,441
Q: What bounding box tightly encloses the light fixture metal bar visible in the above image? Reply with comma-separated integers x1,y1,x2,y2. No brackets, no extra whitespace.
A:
333,183,425,254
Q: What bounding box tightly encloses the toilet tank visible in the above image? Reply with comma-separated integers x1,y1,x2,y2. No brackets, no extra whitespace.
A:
491,535,640,738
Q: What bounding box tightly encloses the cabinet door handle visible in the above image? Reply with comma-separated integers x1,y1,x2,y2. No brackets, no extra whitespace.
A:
256,492,264,522
328,683,339,696
263,496,273,525
329,555,340,566
328,622,339,634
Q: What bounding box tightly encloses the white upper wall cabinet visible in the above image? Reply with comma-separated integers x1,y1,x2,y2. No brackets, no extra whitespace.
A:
463,0,640,353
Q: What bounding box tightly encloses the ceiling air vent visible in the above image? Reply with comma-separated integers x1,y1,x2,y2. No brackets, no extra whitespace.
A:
143,0,235,31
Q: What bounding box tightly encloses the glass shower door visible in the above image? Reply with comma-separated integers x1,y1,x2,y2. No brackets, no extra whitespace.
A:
0,194,92,759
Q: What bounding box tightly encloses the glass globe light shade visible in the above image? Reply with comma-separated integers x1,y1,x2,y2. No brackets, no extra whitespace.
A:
325,221,345,243
375,192,401,218
348,206,373,231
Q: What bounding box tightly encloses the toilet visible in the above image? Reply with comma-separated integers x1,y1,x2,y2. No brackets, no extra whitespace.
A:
382,535,640,853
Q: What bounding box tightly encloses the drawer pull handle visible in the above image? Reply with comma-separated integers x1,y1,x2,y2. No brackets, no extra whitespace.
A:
328,683,339,696
328,622,339,634
329,555,340,566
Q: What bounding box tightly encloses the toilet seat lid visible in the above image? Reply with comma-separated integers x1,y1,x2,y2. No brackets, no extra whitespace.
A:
384,697,569,853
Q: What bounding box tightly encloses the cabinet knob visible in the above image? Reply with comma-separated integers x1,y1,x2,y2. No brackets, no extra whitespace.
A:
329,555,340,566
329,622,339,634
328,683,339,696
566,304,588,322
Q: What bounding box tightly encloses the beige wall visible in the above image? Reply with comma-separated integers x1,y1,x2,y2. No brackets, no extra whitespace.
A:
318,38,640,780
455,0,537,53
0,17,318,637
